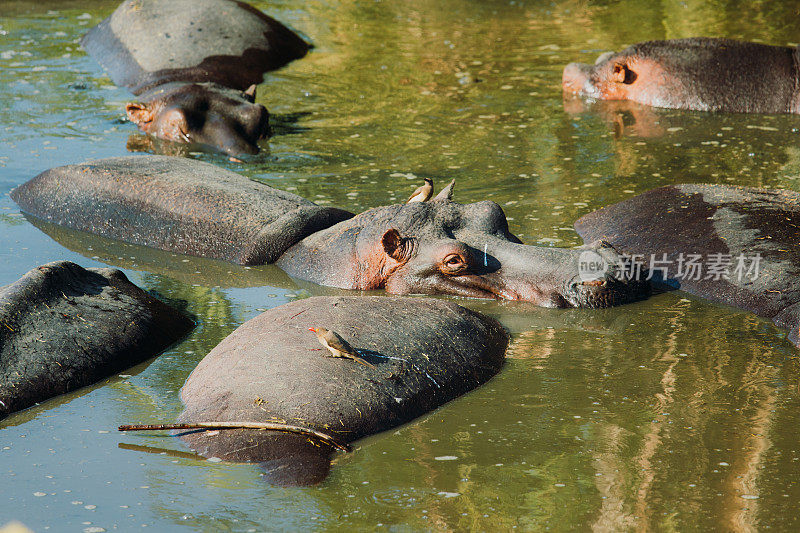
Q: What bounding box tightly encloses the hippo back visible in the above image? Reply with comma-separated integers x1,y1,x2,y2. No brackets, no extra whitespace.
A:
626,39,798,114
179,295,508,482
575,184,800,344
81,0,311,94
0,261,193,419
11,155,353,265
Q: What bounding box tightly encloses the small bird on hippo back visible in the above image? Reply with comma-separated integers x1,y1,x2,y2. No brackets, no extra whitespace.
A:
407,178,433,203
309,327,377,369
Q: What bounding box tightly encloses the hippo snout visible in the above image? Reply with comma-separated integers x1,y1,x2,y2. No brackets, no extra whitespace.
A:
561,242,650,308
564,274,650,309
562,62,595,97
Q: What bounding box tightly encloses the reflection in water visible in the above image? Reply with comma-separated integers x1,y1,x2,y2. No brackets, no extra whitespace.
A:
178,430,335,487
489,294,798,531
26,215,299,289
4,0,800,530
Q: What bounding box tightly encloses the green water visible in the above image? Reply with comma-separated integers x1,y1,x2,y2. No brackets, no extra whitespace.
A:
3,0,800,530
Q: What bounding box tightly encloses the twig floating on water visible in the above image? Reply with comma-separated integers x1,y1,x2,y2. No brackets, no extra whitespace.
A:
118,421,351,452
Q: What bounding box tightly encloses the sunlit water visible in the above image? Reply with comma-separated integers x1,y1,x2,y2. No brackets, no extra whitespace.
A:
2,0,800,530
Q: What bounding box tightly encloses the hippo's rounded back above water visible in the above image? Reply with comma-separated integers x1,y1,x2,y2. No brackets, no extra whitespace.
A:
563,38,800,114
574,184,800,346
11,156,353,265
178,296,508,484
81,0,311,93
81,0,311,154
0,261,193,419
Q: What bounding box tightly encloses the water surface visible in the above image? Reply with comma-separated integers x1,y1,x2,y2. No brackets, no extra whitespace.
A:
2,0,800,530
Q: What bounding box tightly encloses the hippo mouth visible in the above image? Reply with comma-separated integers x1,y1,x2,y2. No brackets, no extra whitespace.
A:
466,240,652,308
434,274,522,301
193,113,271,157
433,272,649,308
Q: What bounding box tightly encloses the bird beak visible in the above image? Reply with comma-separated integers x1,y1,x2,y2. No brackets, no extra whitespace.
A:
308,327,316,332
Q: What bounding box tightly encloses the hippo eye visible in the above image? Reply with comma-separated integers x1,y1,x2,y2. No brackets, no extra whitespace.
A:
612,64,637,85
441,253,467,274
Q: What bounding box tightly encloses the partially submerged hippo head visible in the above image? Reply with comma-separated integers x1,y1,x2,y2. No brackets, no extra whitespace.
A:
81,0,312,155
563,38,800,114
125,82,270,155
277,186,649,308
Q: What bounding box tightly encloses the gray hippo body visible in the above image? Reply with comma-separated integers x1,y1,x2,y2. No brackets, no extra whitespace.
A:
0,261,193,419
575,184,800,345
177,296,508,485
11,156,353,265
563,38,800,114
12,156,649,309
81,0,311,155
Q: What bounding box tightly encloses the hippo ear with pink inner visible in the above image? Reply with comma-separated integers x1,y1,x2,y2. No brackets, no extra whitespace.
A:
611,63,637,84
125,102,154,127
381,229,413,263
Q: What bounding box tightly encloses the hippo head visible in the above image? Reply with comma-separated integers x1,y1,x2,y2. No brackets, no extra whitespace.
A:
125,82,270,155
276,186,650,308
562,38,797,113
562,44,687,110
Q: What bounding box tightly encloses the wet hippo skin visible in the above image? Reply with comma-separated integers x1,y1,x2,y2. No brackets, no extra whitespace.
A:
0,261,194,419
275,196,650,308
563,38,800,114
574,184,800,346
11,155,354,266
178,296,508,485
12,155,649,309
81,0,311,154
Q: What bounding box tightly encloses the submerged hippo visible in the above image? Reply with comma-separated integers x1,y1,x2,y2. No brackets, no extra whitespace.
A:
11,156,650,308
0,261,193,419
81,0,311,155
563,38,800,114
575,184,800,346
175,296,508,485
12,156,353,265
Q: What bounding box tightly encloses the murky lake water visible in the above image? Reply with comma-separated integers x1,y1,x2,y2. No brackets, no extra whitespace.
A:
3,0,800,530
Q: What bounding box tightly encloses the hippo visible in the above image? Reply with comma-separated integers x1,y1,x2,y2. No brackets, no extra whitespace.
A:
574,184,800,346
274,190,646,307
0,261,193,419
563,38,800,114
81,0,311,155
11,156,353,265
11,155,650,308
173,296,508,485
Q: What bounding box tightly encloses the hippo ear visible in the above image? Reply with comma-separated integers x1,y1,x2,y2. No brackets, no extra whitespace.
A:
243,84,257,102
432,179,455,202
125,102,154,126
382,229,412,262
611,63,637,84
